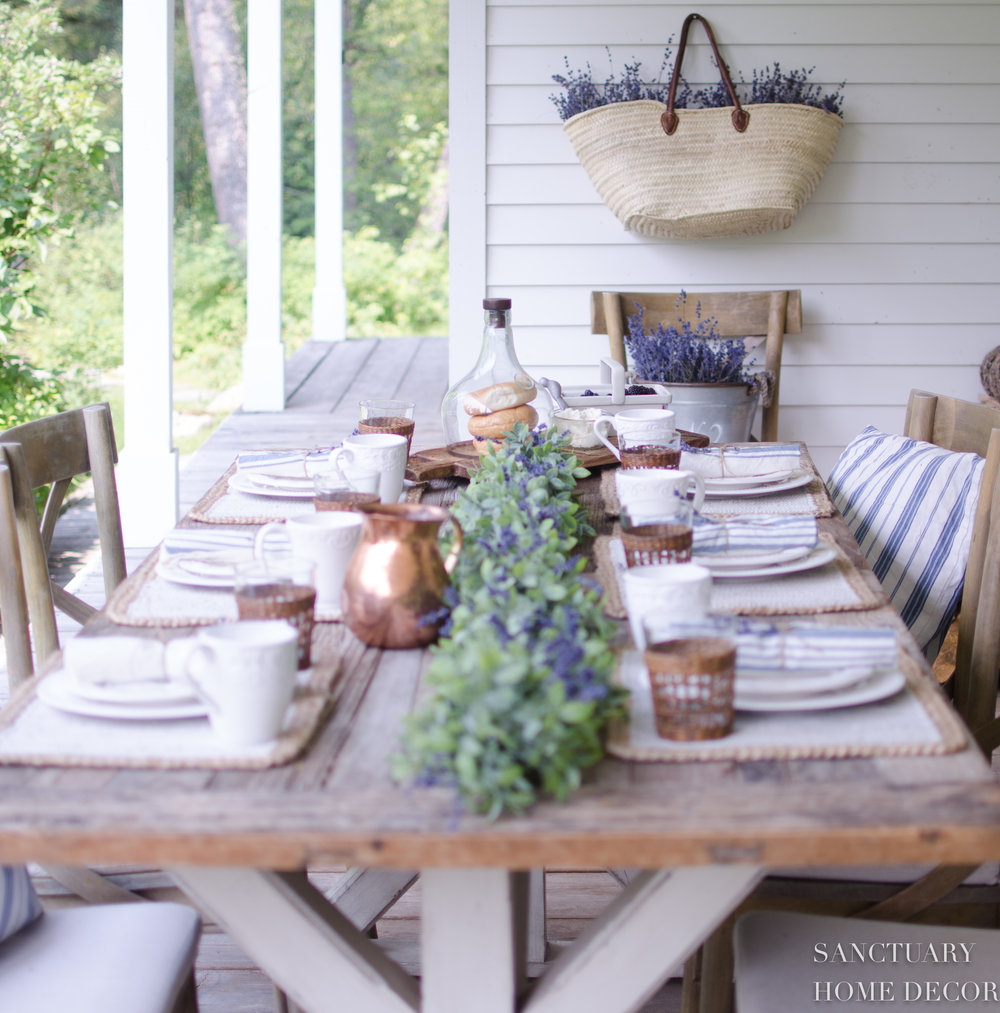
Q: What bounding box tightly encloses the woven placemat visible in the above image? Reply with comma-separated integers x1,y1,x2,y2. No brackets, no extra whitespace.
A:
601,465,834,520
104,549,345,628
0,625,358,770
606,648,967,762
188,462,320,525
595,534,888,620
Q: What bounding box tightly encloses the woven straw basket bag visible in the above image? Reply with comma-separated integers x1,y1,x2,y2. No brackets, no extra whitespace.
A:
563,13,844,239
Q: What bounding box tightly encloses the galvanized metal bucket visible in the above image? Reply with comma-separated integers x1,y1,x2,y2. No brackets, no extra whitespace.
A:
660,382,759,443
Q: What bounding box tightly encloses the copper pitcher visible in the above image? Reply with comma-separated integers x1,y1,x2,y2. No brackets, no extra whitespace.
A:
342,502,463,649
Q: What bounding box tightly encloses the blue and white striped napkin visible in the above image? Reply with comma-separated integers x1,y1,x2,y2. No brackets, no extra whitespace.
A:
646,617,898,672
158,528,288,562
681,443,801,479
236,448,330,478
692,515,818,555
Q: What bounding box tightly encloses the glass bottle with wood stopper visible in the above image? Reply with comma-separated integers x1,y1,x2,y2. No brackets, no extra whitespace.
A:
440,297,539,451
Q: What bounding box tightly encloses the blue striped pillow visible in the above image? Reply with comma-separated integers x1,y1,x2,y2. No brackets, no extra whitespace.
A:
0,865,43,944
828,426,984,658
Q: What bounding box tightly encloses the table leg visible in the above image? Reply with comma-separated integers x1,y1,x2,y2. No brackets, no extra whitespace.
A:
522,866,765,1013
421,868,531,1013
171,866,419,1013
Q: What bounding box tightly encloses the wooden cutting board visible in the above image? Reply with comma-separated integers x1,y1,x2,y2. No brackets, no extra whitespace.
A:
406,429,710,483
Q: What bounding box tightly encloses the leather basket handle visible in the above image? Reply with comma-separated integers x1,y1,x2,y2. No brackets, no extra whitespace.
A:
661,12,749,136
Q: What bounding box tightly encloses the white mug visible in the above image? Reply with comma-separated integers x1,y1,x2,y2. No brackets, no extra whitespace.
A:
594,408,676,461
256,513,363,615
616,467,706,514
621,562,713,650
329,433,408,503
168,621,298,747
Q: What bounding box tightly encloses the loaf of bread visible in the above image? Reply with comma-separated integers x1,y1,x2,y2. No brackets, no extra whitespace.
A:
466,403,538,440
462,378,536,416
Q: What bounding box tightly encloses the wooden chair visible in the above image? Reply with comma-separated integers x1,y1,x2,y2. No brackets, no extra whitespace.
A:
591,290,802,442
904,390,1000,754
687,389,1000,1013
0,455,153,904
0,402,126,627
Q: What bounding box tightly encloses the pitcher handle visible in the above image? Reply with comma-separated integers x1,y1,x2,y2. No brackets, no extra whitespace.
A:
442,517,463,575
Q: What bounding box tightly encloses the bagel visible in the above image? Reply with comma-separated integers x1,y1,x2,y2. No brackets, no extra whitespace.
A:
466,403,538,440
470,435,505,457
462,378,537,416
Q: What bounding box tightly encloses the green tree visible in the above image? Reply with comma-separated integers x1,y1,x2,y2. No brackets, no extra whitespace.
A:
343,0,448,247
0,0,120,333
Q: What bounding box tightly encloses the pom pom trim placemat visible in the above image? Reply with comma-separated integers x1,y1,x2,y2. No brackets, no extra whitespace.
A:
595,534,888,619
607,648,967,762
0,626,367,770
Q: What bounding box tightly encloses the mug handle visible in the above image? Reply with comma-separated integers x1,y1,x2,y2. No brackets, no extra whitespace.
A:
593,416,621,460
254,521,286,558
681,471,706,511
180,643,220,715
442,518,464,575
327,446,355,477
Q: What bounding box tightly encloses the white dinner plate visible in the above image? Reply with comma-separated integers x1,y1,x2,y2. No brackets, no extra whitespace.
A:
156,550,252,589
704,470,813,499
228,471,316,498
694,545,814,570
38,669,208,721
734,668,906,712
707,544,837,580
703,469,796,491
735,665,885,698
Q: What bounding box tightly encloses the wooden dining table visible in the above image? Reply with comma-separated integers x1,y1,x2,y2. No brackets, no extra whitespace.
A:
1,446,1000,1013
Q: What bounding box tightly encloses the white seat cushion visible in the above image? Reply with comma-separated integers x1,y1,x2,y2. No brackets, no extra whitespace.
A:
828,426,984,658
736,910,1000,1010
0,901,200,1013
0,866,43,944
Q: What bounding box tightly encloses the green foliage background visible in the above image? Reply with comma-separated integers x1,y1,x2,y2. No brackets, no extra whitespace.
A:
1,0,449,437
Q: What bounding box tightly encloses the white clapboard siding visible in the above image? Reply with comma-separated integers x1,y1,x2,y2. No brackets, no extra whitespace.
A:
449,1,1000,477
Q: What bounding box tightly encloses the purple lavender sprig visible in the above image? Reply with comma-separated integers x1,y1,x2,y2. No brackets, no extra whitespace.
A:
551,49,844,121
624,295,755,386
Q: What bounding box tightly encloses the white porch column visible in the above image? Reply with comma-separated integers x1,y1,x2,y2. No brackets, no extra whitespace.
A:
118,0,180,546
243,0,286,411
312,0,346,341
448,0,487,383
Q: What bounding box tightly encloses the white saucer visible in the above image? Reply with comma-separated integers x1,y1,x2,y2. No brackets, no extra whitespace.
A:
735,665,884,698
228,471,316,498
704,470,813,499
71,676,199,706
708,545,837,580
703,469,795,491
734,668,906,712
694,545,813,570
38,669,208,721
157,550,251,589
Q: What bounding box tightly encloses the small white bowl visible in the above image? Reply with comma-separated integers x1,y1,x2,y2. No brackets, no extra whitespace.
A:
550,407,607,449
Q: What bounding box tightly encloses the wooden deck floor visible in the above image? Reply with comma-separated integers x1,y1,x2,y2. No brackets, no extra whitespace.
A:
13,336,685,1012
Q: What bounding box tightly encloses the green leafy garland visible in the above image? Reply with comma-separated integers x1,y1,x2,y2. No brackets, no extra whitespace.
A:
392,423,627,817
